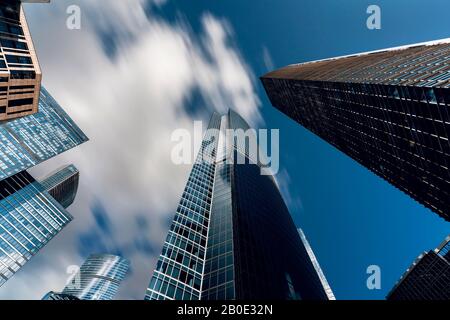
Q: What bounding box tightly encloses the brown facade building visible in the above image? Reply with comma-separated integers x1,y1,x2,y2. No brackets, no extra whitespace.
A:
0,0,47,121
261,40,450,221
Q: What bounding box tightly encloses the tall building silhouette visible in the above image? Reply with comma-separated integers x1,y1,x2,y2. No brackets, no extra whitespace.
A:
145,110,333,300
0,0,48,120
387,235,450,300
62,254,130,300
261,39,450,221
40,165,79,209
0,87,87,287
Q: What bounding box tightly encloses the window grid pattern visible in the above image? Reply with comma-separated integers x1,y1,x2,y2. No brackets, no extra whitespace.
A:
145,110,332,300
62,254,130,300
265,42,450,88
145,113,221,300
201,160,235,300
387,249,449,300
262,43,450,221
0,86,88,181
0,170,72,287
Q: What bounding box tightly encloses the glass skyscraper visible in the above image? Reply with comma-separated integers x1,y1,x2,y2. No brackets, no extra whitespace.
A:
387,235,449,300
145,109,332,300
261,39,450,221
0,86,87,287
0,171,73,287
40,164,79,209
0,86,88,181
62,254,130,300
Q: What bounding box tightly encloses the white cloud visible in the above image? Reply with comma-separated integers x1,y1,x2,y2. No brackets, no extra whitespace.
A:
0,0,261,299
262,46,275,71
275,168,304,214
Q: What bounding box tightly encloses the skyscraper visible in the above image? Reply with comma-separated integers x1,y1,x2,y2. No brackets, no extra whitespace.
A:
0,86,87,287
0,0,47,121
387,235,450,300
0,171,73,287
40,164,80,209
0,86,89,181
62,254,130,300
145,109,332,300
261,39,450,221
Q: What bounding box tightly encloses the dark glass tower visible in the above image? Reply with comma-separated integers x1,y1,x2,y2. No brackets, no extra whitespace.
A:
261,40,450,221
145,110,332,300
387,235,450,300
40,164,79,209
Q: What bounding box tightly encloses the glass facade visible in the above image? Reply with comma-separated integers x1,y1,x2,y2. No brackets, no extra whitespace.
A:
261,40,450,221
145,109,332,300
387,235,450,300
201,160,234,300
0,86,88,181
0,170,73,287
62,254,130,300
40,164,79,209
231,157,329,299
145,113,221,300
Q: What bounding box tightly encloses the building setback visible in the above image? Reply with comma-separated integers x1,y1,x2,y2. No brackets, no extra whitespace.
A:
387,235,450,300
261,39,450,221
40,165,80,209
145,110,333,300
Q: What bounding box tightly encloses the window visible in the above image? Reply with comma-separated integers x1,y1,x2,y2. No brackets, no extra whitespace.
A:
8,98,33,108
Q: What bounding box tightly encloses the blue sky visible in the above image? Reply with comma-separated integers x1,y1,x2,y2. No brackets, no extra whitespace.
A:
1,0,448,300
152,0,450,299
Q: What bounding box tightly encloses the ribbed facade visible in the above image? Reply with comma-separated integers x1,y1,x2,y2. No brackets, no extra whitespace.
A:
40,165,79,209
387,235,450,300
0,171,72,287
62,254,130,300
145,110,332,300
261,40,450,220
0,0,43,120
